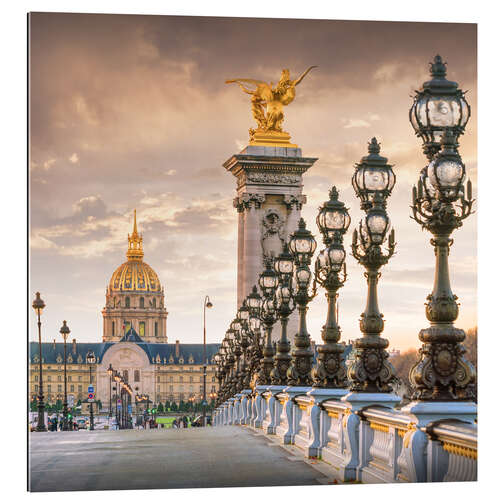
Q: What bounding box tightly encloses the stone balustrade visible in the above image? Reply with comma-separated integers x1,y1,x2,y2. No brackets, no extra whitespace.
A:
213,388,477,483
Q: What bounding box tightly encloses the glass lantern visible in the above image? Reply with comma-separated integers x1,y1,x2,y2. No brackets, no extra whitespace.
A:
274,244,295,277
289,218,317,265
276,282,293,309
352,138,395,206
259,260,279,296
237,301,250,322
247,285,262,314
409,55,470,159
360,211,390,247
296,267,312,288
316,186,351,243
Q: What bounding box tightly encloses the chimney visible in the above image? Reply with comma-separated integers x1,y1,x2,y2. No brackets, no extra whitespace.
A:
72,338,77,354
175,340,180,358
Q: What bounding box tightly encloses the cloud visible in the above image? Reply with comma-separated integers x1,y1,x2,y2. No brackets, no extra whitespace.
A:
343,119,370,129
69,153,79,163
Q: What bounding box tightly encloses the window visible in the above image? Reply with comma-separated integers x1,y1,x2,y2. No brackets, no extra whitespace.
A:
125,297,130,308
157,376,160,382
47,385,51,392
154,322,158,337
169,385,173,392
189,376,193,382
212,386,216,392
34,375,38,382
68,376,72,382
179,376,183,383
212,376,215,382
157,394,160,400
189,385,193,392
153,298,156,308
140,297,145,308
48,376,51,382
78,376,82,382
134,370,140,382
124,321,131,334
57,375,61,382
139,322,145,336
123,370,128,382
34,385,38,392
112,321,115,336
58,385,62,392
78,385,82,392
70,385,74,392
169,376,173,382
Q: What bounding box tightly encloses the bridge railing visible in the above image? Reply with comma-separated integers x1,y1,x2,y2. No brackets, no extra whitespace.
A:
213,389,477,484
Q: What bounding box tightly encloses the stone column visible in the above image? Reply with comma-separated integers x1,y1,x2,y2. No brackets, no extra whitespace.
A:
223,146,317,337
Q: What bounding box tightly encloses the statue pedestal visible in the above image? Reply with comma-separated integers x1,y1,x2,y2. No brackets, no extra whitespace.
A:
223,145,317,340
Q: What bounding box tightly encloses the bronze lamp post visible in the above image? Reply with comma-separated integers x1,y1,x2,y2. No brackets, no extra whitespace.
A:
32,292,47,432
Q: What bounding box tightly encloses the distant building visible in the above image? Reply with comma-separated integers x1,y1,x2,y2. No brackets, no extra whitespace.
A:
29,213,220,410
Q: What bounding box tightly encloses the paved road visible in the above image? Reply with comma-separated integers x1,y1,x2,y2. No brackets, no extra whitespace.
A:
29,426,335,492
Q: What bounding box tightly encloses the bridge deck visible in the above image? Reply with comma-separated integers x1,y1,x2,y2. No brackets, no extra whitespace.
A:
29,426,336,492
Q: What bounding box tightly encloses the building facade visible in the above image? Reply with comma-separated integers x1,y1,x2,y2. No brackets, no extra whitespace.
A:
29,212,219,411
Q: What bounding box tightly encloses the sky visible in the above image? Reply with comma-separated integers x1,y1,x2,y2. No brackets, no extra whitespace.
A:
29,13,477,351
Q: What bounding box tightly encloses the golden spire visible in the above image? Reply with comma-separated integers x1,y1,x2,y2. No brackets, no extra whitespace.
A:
126,209,144,261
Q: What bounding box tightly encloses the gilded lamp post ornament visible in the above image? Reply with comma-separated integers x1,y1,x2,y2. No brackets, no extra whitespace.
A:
313,187,351,388
270,245,296,385
257,261,279,385
287,218,318,386
226,66,317,146
349,139,397,393
409,126,476,399
410,55,470,161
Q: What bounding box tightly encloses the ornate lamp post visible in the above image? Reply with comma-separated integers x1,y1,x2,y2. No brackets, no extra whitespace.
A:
409,130,476,401
257,262,279,385
32,292,47,432
270,245,296,385
107,363,113,418
114,371,121,428
287,218,317,386
410,55,470,161
60,320,71,431
313,187,351,388
202,295,213,427
86,351,96,431
349,138,397,393
246,286,263,386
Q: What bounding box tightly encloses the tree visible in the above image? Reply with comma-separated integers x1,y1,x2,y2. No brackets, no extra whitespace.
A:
463,327,477,368
390,348,419,402
170,401,178,412
157,402,164,413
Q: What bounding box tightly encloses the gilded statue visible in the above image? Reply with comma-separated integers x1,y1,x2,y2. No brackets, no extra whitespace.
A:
226,66,317,145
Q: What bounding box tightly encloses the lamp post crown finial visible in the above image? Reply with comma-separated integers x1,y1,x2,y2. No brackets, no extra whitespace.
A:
430,54,447,78
298,217,306,229
368,137,381,154
329,186,339,201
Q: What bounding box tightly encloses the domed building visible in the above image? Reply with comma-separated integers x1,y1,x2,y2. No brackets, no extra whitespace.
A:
29,210,220,415
102,210,168,343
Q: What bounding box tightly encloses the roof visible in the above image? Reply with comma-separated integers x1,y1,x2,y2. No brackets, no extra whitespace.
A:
29,340,221,365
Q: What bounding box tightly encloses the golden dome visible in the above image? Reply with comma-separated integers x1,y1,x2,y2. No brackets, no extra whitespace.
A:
109,210,162,293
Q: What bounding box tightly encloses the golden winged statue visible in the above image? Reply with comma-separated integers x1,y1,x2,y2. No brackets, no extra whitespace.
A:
226,66,317,146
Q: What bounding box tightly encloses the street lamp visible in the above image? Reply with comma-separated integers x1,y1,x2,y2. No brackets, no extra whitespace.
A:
246,285,263,385
32,292,47,432
409,54,470,160
409,66,476,400
349,139,397,393
313,187,350,388
86,351,96,430
287,218,317,386
270,245,296,385
202,295,213,427
60,320,71,431
107,363,113,418
114,370,121,428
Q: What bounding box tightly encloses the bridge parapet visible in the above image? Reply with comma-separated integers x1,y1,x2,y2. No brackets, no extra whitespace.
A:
214,388,477,483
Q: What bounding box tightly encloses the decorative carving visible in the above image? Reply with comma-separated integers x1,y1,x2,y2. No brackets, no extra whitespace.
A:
247,172,301,185
283,194,306,210
233,192,266,212
261,209,285,260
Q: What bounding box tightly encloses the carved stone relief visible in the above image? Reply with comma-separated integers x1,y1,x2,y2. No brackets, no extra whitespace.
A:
261,208,285,260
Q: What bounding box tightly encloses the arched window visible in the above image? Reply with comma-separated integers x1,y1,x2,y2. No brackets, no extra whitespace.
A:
125,297,130,308
134,370,140,382
140,297,145,308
